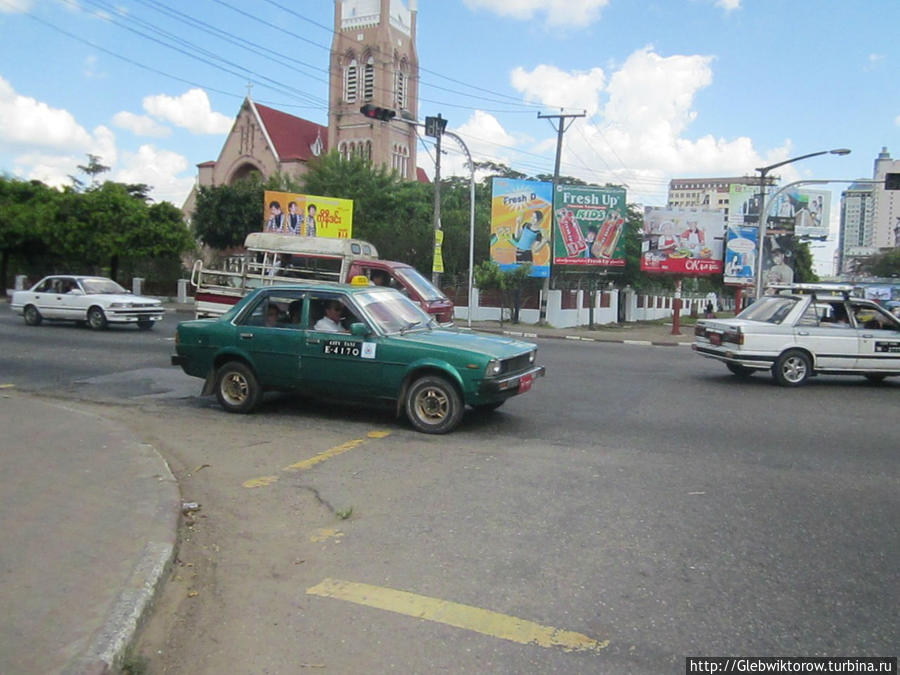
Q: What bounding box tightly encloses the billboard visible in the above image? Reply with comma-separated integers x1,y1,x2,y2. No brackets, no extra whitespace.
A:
768,188,831,239
489,178,552,278
640,207,724,276
723,223,759,285
552,185,627,268
263,191,354,239
761,234,796,287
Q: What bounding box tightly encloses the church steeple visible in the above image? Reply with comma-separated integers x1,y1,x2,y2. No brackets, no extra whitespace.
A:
328,0,419,180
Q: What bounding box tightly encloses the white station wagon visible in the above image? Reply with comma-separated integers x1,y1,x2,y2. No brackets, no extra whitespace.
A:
11,275,165,330
693,284,900,386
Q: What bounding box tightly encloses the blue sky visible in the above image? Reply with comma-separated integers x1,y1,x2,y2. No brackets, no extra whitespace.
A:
1,0,898,273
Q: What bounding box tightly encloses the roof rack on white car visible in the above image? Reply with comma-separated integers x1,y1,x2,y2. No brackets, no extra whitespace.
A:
768,283,855,297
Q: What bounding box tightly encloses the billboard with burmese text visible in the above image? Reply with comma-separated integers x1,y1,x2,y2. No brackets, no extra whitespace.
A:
263,191,353,239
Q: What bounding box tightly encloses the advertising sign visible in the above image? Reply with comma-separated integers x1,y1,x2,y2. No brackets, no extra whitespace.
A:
761,234,796,287
489,178,552,278
769,188,831,239
263,191,354,239
723,224,759,285
640,207,724,276
551,185,627,268
730,184,761,224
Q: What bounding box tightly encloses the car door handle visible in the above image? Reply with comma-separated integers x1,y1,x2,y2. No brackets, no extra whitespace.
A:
797,331,809,336
862,334,874,339
239,333,254,340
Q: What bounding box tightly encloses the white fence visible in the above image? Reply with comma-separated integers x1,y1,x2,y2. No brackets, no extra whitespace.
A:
453,287,709,328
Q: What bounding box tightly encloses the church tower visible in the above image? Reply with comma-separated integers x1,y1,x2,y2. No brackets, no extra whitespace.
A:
328,0,419,181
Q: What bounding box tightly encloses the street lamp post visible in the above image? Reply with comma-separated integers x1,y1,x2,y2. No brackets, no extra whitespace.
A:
753,148,850,299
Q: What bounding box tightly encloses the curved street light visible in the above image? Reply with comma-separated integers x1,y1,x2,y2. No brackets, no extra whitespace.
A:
753,148,851,298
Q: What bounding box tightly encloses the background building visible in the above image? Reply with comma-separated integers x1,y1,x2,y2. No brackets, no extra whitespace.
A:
183,0,421,218
838,147,899,277
667,176,774,223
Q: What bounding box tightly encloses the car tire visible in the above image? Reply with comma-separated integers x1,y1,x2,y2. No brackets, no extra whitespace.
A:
23,305,42,326
864,374,887,384
405,375,463,434
772,350,811,387
726,363,754,378
215,361,261,414
137,320,155,331
87,306,108,330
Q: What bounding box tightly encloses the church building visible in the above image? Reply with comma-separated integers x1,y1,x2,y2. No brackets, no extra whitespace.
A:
183,0,421,217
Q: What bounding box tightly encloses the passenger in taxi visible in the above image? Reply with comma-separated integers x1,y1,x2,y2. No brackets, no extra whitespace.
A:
314,299,347,332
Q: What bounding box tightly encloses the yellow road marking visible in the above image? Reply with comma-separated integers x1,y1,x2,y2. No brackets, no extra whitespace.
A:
243,475,279,488
0,383,15,389
306,578,608,653
309,528,343,543
367,430,391,438
283,438,365,472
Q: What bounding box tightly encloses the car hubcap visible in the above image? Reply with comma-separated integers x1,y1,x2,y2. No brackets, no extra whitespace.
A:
784,357,806,383
414,386,448,423
222,372,249,405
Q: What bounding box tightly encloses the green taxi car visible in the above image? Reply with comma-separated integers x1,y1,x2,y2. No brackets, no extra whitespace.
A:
171,282,545,434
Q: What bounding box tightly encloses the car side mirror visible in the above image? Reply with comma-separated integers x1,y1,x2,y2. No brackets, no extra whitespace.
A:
350,322,370,337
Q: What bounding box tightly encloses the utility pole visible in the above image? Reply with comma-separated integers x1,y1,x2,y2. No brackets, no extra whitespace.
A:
537,110,585,323
426,114,447,286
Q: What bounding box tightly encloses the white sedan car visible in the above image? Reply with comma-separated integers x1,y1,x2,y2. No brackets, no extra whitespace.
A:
10,275,165,330
693,284,900,386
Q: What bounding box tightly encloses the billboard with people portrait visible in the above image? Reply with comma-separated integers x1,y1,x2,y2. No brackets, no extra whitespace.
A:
263,191,354,239
640,207,724,275
761,234,796,288
551,185,627,268
723,224,759,285
489,178,552,278
768,188,831,239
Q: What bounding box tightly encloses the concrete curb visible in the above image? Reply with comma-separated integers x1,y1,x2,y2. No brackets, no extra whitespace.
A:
471,326,694,348
62,448,180,675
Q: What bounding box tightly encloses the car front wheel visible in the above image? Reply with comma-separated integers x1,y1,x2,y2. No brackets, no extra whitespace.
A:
87,306,108,330
405,375,463,434
773,350,811,387
24,305,42,326
215,361,261,414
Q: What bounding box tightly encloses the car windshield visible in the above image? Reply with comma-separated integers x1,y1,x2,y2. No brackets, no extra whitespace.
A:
736,296,798,324
395,267,448,302
80,278,127,294
354,289,435,334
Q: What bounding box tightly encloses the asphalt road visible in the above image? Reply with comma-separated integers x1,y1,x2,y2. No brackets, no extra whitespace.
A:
1,304,897,673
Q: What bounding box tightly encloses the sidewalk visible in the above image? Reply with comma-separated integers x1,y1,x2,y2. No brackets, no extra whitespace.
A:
0,393,180,675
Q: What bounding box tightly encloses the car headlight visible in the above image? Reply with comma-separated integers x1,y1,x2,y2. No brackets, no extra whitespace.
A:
486,359,502,376
109,302,133,308
528,349,536,363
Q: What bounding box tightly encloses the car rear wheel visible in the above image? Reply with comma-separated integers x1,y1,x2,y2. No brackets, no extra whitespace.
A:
137,320,154,331
23,305,42,326
215,361,261,414
87,306,108,330
726,363,754,378
773,350,811,387
405,375,463,434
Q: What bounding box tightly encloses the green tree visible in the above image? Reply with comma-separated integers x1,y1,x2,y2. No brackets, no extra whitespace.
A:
191,175,265,250
0,177,58,287
791,240,819,283
473,259,535,324
855,247,900,277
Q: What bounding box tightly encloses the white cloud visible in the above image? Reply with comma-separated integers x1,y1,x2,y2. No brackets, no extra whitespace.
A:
453,46,788,205
895,114,900,127
113,144,194,205
0,0,33,13
113,111,171,138
510,65,606,116
142,89,232,135
714,0,741,11
461,0,609,27
0,76,94,151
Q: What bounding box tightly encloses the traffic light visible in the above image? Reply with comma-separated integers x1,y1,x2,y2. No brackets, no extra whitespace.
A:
425,115,448,138
360,104,396,122
885,173,900,190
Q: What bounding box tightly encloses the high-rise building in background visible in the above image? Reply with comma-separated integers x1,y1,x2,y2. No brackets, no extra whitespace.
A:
838,147,900,277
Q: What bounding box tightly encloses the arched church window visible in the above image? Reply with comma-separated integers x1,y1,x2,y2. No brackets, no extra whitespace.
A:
344,58,359,103
363,55,375,102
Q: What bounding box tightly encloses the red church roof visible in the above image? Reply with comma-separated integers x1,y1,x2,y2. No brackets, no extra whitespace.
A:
253,102,328,162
